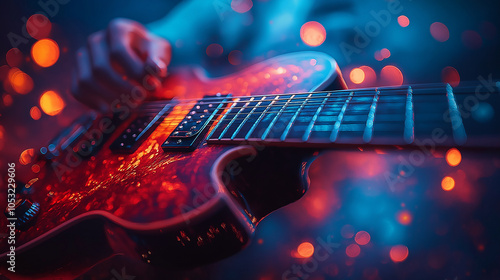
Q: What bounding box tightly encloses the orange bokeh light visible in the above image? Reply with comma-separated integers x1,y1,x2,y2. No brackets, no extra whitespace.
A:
355,231,371,245
390,245,409,262
31,39,60,67
430,22,450,42
30,106,42,120
297,242,315,258
20,148,35,165
346,244,361,258
441,176,455,191
380,65,403,86
397,210,413,225
398,15,410,28
39,90,65,116
8,68,34,94
446,148,462,166
26,14,52,40
350,68,365,84
300,21,326,47
441,66,460,87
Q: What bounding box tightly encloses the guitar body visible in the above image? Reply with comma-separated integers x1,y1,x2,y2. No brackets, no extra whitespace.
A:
0,52,345,278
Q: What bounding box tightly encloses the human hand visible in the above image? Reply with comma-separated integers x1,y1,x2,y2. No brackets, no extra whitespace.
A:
72,18,171,111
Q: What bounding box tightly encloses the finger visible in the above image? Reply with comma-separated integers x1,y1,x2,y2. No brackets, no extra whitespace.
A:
106,19,146,81
143,37,171,79
73,47,113,111
87,31,135,98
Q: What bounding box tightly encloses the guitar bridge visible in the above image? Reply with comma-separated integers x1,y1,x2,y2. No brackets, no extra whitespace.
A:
162,94,230,151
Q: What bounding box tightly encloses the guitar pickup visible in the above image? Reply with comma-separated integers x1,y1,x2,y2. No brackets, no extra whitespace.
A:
162,94,230,151
109,102,176,154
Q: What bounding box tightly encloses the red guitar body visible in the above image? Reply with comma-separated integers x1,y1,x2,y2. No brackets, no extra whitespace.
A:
0,52,345,279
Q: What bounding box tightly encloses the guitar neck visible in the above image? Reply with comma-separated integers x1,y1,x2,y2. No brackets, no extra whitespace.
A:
205,83,500,149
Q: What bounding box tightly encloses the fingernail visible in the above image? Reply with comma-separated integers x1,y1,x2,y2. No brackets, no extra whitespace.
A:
152,58,167,78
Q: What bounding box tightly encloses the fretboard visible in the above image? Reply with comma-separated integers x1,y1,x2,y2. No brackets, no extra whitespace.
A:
206,84,500,148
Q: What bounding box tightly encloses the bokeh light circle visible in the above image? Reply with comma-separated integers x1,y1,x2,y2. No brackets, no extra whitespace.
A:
390,245,409,262
441,176,455,191
297,242,315,258
39,90,65,116
350,68,365,84
430,22,450,42
300,21,326,47
31,39,60,67
26,14,52,39
380,65,403,86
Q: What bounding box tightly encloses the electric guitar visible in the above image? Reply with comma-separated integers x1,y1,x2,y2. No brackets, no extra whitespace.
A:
1,52,499,279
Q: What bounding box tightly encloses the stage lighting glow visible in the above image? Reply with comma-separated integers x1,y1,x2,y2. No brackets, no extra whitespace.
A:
231,0,253,13
26,14,52,39
441,66,460,87
397,210,413,225
350,68,365,84
346,244,361,258
446,148,462,167
381,65,403,86
206,43,223,57
30,106,42,120
398,15,410,27
390,245,409,262
355,231,371,245
39,90,65,116
430,22,450,42
300,21,326,47
6,48,23,67
32,39,60,67
441,176,455,191
8,68,33,94
297,242,314,258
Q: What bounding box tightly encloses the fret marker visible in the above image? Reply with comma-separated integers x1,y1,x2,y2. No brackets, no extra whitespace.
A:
363,90,380,143
446,84,467,145
404,86,415,144
330,92,354,142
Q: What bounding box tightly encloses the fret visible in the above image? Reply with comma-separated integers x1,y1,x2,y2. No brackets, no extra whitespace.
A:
261,95,295,140
244,95,280,140
280,94,312,141
230,97,265,140
302,93,332,141
206,98,239,140
202,84,499,148
218,98,253,140
445,84,467,144
404,86,415,144
330,92,354,142
362,90,380,143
